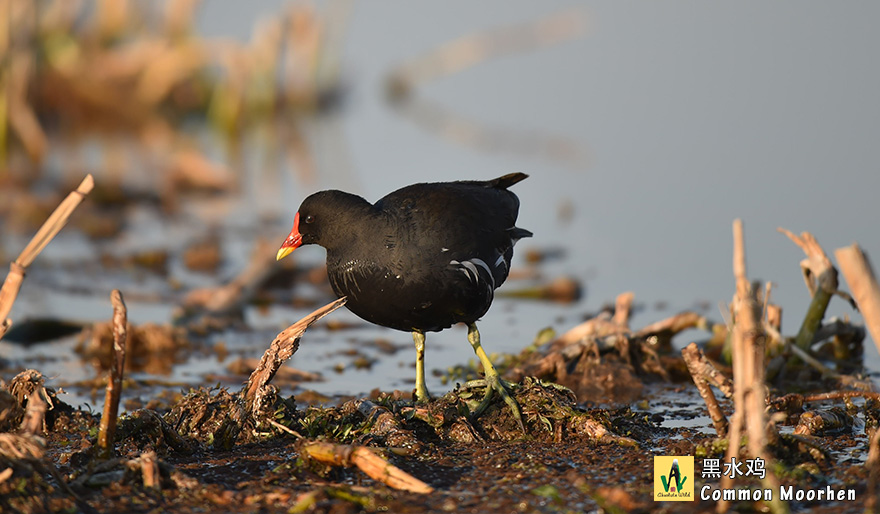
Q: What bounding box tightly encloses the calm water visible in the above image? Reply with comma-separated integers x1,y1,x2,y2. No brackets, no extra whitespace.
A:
2,2,878,405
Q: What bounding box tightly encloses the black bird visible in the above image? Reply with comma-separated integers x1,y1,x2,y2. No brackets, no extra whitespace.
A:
276,173,531,427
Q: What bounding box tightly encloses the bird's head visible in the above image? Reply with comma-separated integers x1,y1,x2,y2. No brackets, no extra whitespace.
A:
276,190,370,261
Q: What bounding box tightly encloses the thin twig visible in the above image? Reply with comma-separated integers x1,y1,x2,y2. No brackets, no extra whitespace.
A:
802,390,880,402
268,418,304,439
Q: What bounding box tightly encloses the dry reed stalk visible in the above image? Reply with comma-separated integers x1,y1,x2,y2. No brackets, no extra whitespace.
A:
682,343,729,436
552,317,629,348
718,220,787,514
612,291,634,327
19,385,47,436
98,290,128,459
834,243,880,357
778,228,838,350
240,297,347,416
766,303,782,332
0,174,94,333
138,450,160,489
867,425,880,513
632,311,706,339
302,441,434,494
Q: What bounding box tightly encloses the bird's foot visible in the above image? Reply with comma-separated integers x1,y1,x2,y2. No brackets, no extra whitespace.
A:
413,384,432,404
463,375,525,432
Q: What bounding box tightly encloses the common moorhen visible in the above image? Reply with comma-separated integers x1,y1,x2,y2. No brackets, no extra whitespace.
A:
276,173,531,428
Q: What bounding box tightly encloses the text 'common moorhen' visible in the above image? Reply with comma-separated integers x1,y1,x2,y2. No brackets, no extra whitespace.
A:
276,173,531,429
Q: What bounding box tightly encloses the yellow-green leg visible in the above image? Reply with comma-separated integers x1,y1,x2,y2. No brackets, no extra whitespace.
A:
412,330,430,402
466,323,524,431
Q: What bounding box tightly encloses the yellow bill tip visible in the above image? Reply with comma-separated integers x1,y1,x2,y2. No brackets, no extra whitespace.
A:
276,247,294,261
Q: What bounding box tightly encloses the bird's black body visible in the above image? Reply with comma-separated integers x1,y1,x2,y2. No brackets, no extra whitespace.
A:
293,173,531,332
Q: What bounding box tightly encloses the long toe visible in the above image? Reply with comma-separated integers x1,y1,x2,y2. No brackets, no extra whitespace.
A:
469,375,525,433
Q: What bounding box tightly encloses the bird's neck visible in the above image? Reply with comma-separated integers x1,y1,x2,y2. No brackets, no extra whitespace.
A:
320,192,382,253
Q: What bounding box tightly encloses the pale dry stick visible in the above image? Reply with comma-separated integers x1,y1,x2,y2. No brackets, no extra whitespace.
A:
139,450,160,489
98,290,128,459
302,441,434,494
0,174,95,332
682,343,729,437
612,291,634,327
834,243,880,357
632,311,707,340
267,418,304,439
778,228,838,350
719,221,749,514
552,316,630,348
766,304,782,333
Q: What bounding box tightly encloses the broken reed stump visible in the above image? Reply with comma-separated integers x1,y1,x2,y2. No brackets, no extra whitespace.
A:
682,343,730,437
778,228,839,350
238,297,347,420
98,290,128,459
0,174,94,336
301,441,434,494
835,243,880,357
718,220,788,514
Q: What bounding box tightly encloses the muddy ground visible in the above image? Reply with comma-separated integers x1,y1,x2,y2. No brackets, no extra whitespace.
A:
1,313,876,514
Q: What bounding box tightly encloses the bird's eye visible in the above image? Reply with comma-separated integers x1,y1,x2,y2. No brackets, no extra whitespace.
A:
304,215,315,224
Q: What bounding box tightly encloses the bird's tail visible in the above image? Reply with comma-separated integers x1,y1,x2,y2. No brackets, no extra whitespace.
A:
489,172,528,190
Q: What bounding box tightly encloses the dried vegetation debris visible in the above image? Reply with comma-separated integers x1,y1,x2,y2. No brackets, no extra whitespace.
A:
76,320,188,374
0,368,653,513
